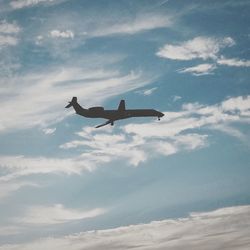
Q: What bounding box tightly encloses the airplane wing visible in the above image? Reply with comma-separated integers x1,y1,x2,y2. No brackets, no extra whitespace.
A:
95,120,112,128
118,100,126,111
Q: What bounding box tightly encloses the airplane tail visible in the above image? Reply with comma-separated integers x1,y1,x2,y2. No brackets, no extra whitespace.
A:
65,97,77,108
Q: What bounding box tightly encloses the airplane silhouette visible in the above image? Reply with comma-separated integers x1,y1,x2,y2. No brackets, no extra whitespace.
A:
65,97,164,128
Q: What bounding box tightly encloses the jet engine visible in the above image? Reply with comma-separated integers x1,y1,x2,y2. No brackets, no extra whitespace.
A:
88,107,104,112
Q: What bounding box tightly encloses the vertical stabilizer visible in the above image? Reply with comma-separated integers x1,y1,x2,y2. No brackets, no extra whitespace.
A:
118,100,126,111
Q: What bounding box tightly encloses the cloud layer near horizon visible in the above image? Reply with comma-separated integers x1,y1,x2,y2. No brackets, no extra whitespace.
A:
1,205,249,250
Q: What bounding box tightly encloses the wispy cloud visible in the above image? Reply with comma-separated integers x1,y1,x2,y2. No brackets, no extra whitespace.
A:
0,155,91,181
0,35,18,46
15,204,106,225
1,96,249,181
9,0,60,9
136,87,158,96
61,129,148,166
217,57,250,67
31,12,172,60
157,36,250,75
88,14,172,37
0,181,39,200
173,95,182,102
1,205,250,249
0,226,23,236
42,127,56,134
0,56,155,132
156,36,235,60
0,20,20,34
61,95,250,167
0,20,20,47
178,63,216,76
124,95,250,138
209,124,246,141
50,30,74,39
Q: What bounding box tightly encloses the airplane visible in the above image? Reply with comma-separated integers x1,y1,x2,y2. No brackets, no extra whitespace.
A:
65,97,164,128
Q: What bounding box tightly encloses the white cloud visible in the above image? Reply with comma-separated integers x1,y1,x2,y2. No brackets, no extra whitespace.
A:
209,124,246,141
0,130,147,178
0,21,20,47
0,34,18,46
0,58,154,132
173,95,182,102
42,127,56,134
156,36,235,60
0,155,93,181
1,205,250,250
136,87,158,96
60,96,250,168
178,63,216,76
1,96,249,180
0,226,23,236
88,14,172,37
217,57,250,67
0,20,20,34
10,0,56,9
125,96,250,138
157,36,250,72
35,35,43,45
61,130,147,167
50,30,74,39
27,12,173,61
221,95,250,114
0,181,39,200
34,13,172,53
15,204,105,225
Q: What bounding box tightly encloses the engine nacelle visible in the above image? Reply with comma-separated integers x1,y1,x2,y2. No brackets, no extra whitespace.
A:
88,107,104,112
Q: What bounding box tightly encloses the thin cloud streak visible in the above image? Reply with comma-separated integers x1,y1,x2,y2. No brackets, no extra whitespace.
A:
178,63,216,76
0,226,23,236
42,127,56,135
136,87,158,96
87,14,172,37
14,204,106,225
0,155,92,181
217,57,250,67
0,181,39,200
50,30,74,39
1,205,250,250
9,0,63,9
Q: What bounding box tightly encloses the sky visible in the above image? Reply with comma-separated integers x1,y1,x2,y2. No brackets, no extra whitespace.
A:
0,0,250,249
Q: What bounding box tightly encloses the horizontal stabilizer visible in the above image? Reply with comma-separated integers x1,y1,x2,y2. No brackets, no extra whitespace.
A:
65,97,77,108
65,103,72,108
118,100,125,111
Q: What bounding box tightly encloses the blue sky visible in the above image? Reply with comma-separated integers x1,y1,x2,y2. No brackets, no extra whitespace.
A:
0,0,250,249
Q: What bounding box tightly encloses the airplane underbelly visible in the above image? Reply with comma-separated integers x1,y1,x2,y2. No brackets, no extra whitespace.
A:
86,110,159,120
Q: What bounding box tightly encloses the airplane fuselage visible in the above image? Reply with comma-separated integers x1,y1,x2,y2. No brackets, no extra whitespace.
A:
72,102,163,120
78,108,163,120
66,97,164,128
